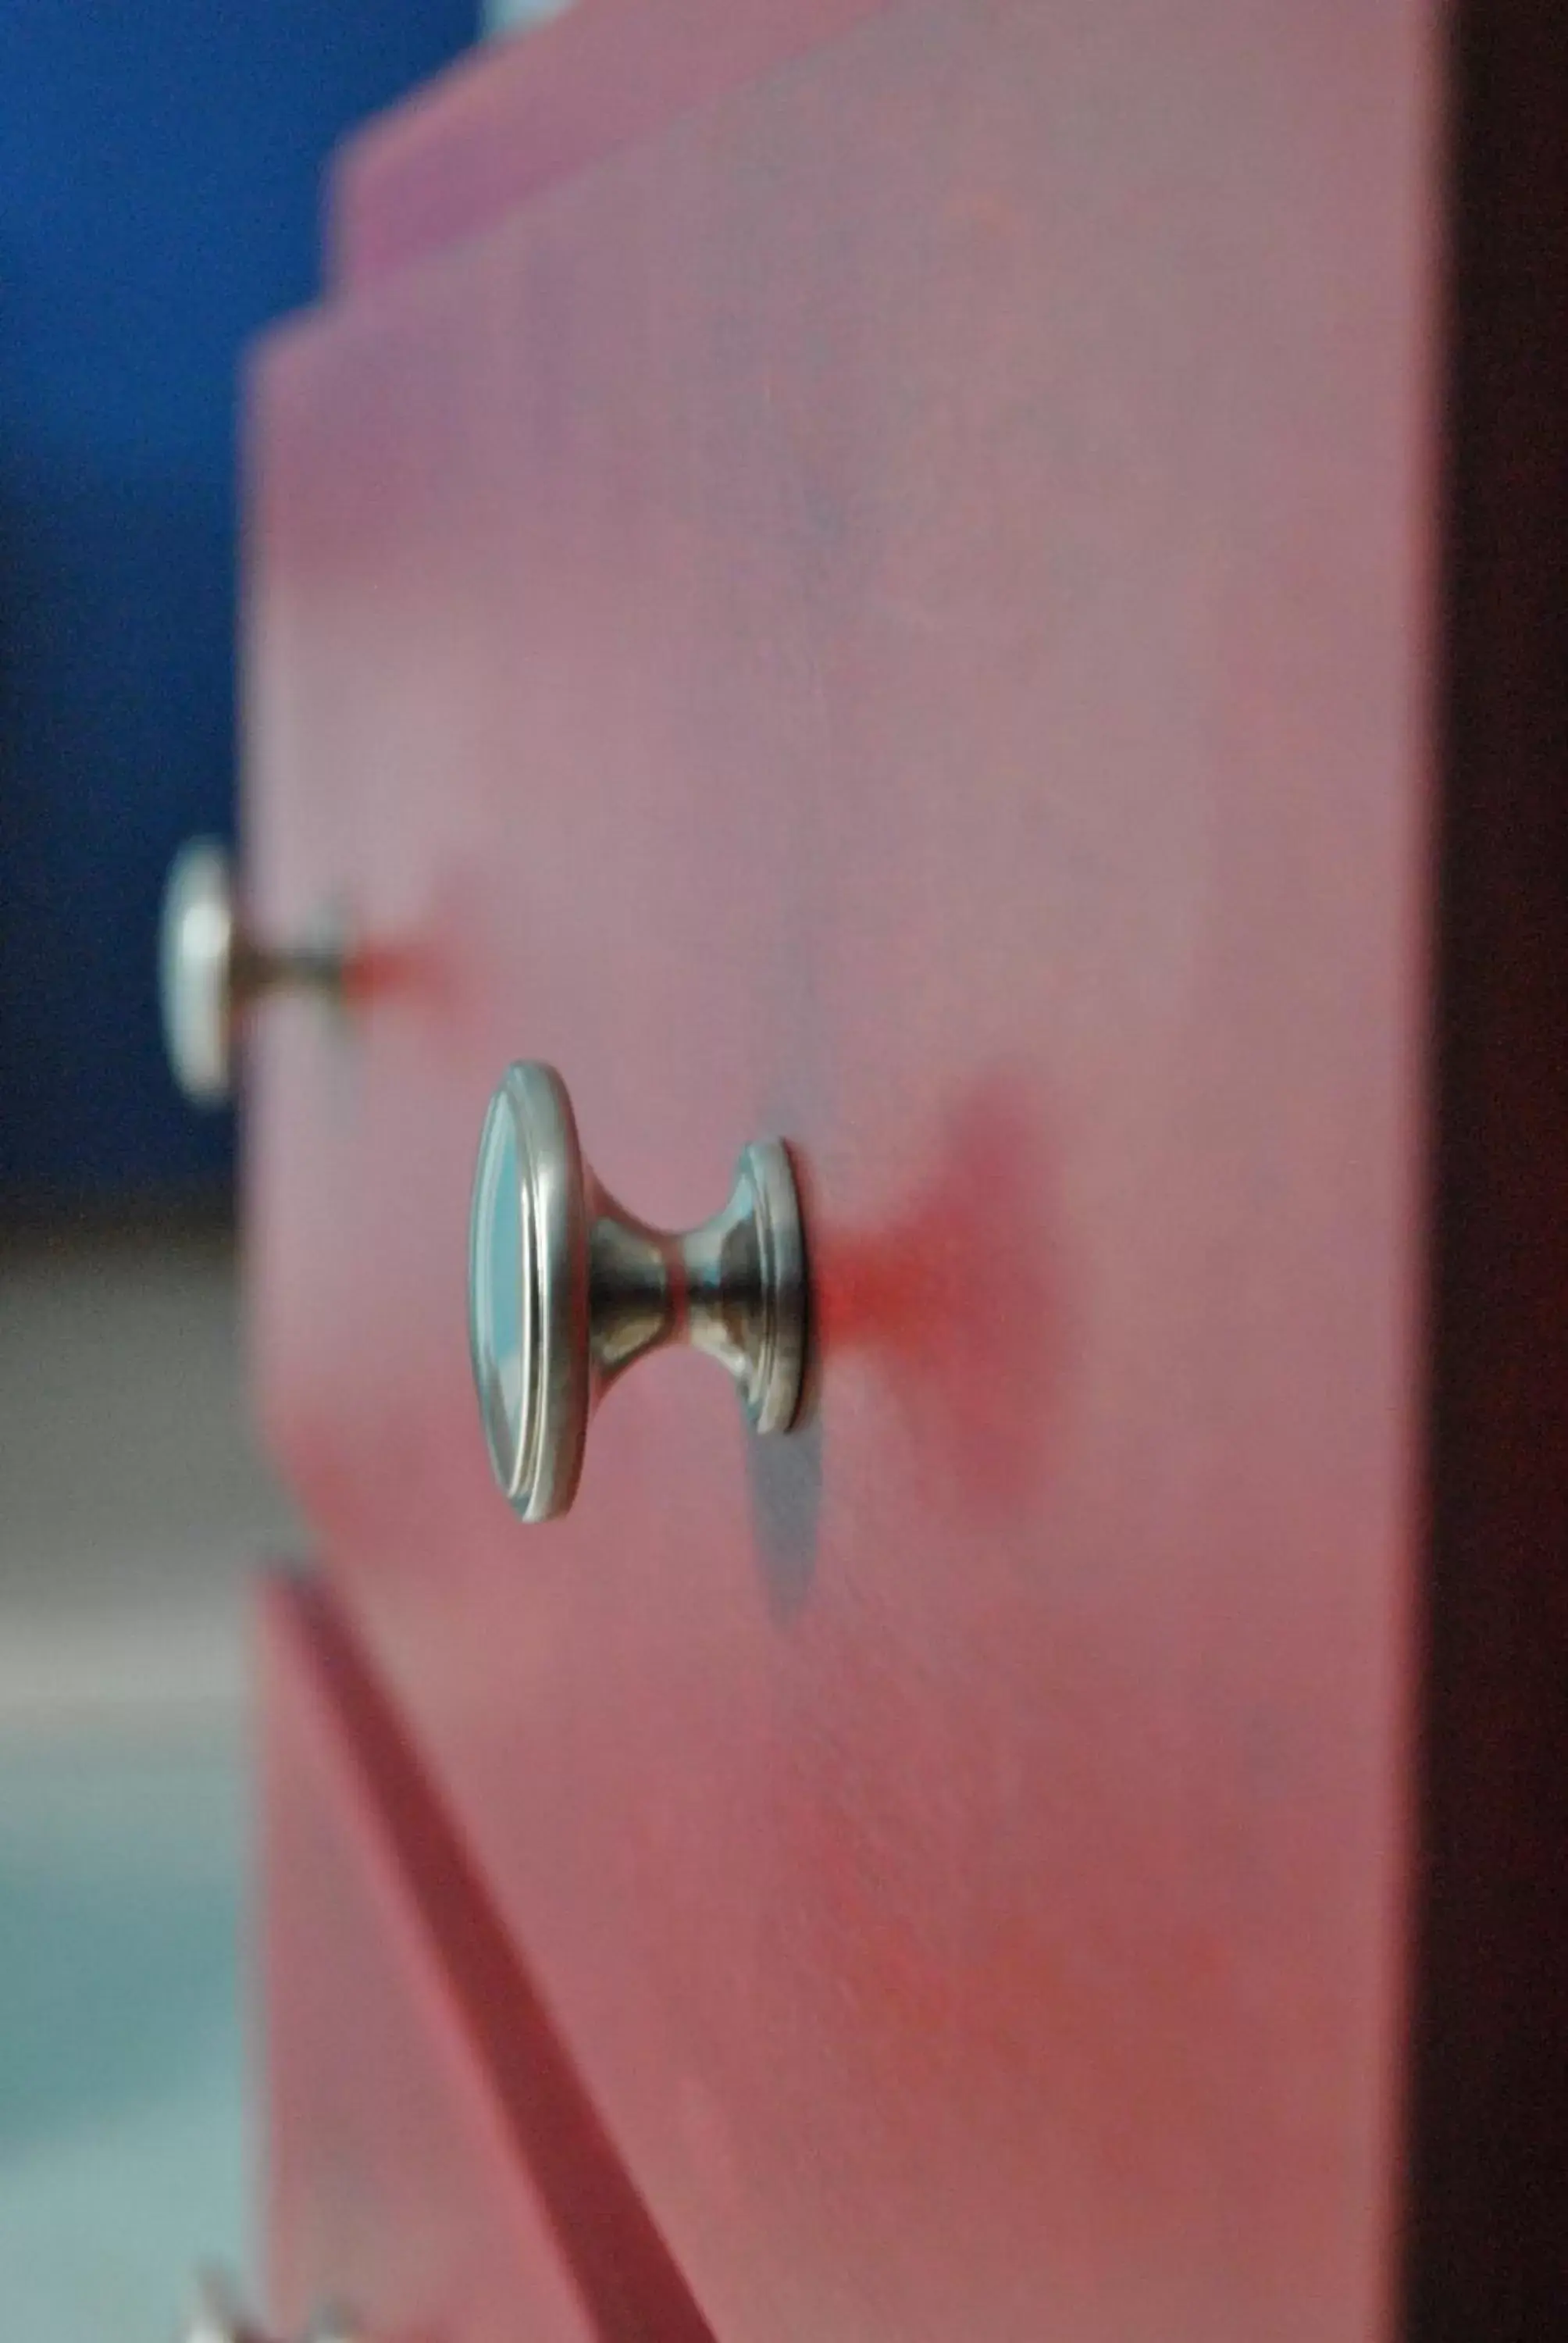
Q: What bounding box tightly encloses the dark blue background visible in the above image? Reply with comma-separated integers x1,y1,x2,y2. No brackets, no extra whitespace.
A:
0,2,476,1200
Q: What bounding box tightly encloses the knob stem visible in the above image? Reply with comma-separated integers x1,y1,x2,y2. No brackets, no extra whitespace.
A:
237,937,347,1002
586,1143,804,1433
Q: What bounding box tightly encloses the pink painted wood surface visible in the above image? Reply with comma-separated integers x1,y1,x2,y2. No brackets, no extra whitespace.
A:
248,2,1441,2334
262,1570,714,2341
331,0,890,288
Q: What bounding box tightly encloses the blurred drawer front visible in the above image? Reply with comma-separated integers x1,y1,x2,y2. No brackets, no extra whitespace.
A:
248,2,1438,2340
262,1572,709,2343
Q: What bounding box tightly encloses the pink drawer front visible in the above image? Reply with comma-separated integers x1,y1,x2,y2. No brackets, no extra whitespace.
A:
246,1,1441,2338
262,1571,711,2343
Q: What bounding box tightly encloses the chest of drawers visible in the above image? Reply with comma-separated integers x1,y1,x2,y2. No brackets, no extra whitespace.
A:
230,5,1568,2337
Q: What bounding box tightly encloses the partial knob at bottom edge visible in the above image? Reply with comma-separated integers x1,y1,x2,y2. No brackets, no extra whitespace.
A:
180,2266,358,2343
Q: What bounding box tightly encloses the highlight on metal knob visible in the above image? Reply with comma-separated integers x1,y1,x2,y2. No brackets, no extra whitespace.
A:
159,839,347,1106
469,1062,809,1523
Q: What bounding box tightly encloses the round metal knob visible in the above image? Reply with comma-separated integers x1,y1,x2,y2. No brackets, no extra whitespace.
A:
469,1062,808,1522
159,840,346,1105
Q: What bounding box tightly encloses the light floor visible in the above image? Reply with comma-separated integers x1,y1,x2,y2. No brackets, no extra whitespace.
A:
0,1223,300,2341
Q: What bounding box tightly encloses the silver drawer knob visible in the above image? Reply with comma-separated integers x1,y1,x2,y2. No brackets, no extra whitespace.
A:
180,2266,356,2343
469,1062,808,1522
159,840,347,1104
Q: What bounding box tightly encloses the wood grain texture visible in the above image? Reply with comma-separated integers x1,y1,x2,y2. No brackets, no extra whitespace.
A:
249,2,1441,2334
263,1570,714,2342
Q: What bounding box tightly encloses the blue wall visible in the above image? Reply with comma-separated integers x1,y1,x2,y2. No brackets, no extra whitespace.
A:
0,2,476,1200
